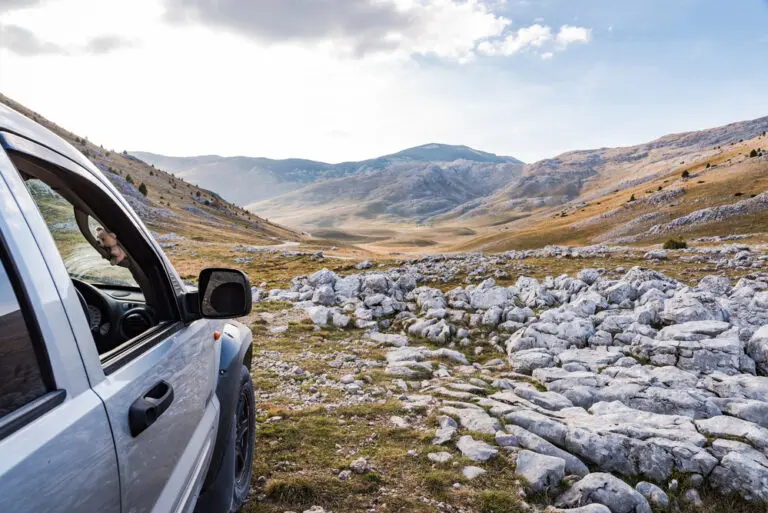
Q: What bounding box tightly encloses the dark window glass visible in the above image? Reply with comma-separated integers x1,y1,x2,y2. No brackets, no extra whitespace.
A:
0,254,48,417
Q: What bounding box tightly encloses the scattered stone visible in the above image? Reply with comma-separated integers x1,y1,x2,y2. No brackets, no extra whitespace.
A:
456,435,498,461
515,450,566,491
461,466,487,479
350,457,369,474
635,481,669,510
428,452,453,463
683,489,703,508
555,473,652,513
433,415,458,445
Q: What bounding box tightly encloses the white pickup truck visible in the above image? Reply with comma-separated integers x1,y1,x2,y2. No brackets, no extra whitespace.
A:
0,103,256,513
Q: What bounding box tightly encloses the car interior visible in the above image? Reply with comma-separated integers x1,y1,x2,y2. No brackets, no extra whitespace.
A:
8,151,177,357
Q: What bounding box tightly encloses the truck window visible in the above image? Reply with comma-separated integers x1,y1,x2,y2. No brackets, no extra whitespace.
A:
0,249,50,418
8,152,175,361
25,179,139,289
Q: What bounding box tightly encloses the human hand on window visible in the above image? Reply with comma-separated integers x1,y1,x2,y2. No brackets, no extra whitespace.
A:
95,227,127,266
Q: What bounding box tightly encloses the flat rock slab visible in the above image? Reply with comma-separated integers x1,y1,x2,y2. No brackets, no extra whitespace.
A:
505,425,589,476
441,406,502,434
515,450,565,491
513,386,574,411
456,435,498,461
555,473,652,513
695,415,768,451
547,505,612,513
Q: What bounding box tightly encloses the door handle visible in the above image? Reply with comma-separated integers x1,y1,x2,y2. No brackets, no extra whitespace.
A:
129,380,174,437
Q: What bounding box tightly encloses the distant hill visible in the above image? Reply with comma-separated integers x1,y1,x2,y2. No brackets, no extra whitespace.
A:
132,144,523,206
248,159,525,228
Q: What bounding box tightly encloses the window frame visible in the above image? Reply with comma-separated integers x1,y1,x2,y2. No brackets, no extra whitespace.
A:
0,132,186,376
0,231,65,440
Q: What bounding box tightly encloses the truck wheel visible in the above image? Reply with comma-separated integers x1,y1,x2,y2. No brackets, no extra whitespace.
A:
231,365,255,511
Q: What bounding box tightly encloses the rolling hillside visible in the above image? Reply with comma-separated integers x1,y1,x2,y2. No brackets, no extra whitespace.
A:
449,115,768,222
0,94,299,245
459,122,768,252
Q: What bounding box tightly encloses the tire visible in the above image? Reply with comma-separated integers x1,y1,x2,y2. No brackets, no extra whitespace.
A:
231,365,256,512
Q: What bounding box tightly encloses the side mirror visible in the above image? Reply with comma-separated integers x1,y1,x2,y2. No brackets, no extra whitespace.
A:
198,268,252,319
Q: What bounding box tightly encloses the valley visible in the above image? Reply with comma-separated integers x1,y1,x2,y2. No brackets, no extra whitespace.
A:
135,115,768,256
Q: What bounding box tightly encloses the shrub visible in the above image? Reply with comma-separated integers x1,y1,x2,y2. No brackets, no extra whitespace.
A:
478,490,523,513
657,186,663,191
734,192,744,197
750,149,758,158
663,239,688,250
138,183,148,196
681,170,690,179
264,477,316,504
706,162,711,169
126,174,134,184
628,194,636,202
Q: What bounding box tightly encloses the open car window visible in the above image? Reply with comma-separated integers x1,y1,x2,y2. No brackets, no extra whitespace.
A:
24,179,139,289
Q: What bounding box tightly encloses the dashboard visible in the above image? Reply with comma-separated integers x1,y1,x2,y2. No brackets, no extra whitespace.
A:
72,279,156,354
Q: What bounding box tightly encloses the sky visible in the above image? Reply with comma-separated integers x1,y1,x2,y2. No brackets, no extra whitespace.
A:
1,0,767,164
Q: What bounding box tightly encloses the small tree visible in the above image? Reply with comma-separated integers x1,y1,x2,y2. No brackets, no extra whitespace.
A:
663,239,688,250
628,194,636,202
750,149,759,158
681,170,690,179
126,174,134,184
706,162,711,169
138,183,148,196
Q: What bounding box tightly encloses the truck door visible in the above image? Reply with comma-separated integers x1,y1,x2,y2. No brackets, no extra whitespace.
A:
1,133,220,513
0,149,121,513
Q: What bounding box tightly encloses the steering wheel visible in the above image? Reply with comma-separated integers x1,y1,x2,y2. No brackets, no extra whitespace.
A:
71,278,122,354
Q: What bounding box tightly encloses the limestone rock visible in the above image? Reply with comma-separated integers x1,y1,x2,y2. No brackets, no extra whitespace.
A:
515,450,566,491
555,473,652,513
456,435,498,461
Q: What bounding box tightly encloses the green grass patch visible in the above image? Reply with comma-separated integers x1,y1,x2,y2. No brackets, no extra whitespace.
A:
477,490,525,513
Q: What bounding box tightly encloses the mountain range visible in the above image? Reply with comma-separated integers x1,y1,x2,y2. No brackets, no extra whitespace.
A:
14,87,766,255
132,144,522,208
134,115,768,253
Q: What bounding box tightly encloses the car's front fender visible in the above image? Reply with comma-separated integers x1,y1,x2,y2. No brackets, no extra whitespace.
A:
195,320,252,513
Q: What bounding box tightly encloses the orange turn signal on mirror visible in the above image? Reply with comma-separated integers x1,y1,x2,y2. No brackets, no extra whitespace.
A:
214,331,221,341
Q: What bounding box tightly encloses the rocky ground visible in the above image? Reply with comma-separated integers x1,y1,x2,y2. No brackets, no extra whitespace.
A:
244,244,768,513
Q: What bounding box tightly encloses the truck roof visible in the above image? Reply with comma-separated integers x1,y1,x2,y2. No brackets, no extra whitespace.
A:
0,102,101,178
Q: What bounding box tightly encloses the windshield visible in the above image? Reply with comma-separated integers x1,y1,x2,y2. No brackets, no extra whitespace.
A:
25,179,139,288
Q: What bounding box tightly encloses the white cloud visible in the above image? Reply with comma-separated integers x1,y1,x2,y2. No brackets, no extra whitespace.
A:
556,25,592,47
385,0,511,61
476,23,552,56
162,0,512,63
541,51,554,60
0,0,604,167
